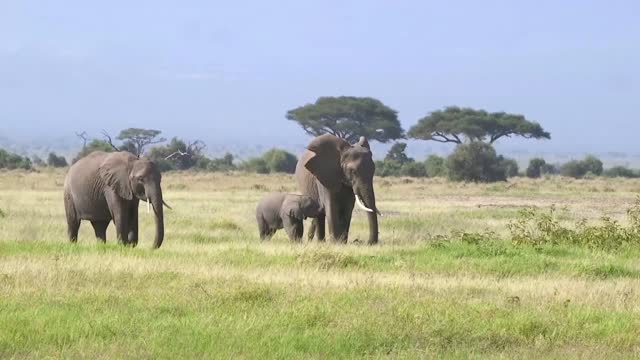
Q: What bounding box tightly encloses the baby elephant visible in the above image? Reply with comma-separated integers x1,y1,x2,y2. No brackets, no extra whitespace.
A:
256,193,321,241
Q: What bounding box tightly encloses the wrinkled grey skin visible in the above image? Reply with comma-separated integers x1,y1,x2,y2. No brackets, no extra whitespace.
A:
255,192,321,241
63,151,166,248
295,134,379,244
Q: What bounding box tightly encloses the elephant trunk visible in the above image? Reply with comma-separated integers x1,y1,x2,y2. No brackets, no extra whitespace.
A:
145,184,165,249
354,183,379,245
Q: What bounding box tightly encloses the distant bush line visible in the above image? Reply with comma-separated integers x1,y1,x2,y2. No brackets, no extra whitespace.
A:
376,142,640,181
2,136,640,180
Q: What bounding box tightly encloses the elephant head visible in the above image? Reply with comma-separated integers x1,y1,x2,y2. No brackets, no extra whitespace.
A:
283,195,322,220
302,134,380,244
99,152,167,248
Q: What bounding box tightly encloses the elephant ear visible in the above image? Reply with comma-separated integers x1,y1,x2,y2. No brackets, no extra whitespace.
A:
282,198,304,220
303,134,351,193
99,153,134,200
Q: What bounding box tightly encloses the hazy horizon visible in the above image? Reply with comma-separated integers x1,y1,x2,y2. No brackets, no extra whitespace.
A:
1,1,639,155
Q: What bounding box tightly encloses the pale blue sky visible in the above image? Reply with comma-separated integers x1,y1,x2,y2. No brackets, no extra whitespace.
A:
1,0,639,154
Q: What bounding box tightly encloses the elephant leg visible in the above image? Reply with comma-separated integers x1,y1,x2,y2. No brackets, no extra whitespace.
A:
328,187,354,243
111,206,129,245
307,219,316,241
257,217,271,241
315,214,326,241
66,216,80,243
261,228,276,241
127,201,139,247
342,192,356,243
283,217,303,242
64,192,80,242
90,221,109,243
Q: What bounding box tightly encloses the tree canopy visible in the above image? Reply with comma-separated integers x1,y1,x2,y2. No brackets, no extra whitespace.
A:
116,128,166,156
384,142,413,164
408,106,550,144
286,96,404,143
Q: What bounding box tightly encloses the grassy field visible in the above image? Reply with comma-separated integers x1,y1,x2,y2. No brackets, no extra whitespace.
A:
1,169,640,359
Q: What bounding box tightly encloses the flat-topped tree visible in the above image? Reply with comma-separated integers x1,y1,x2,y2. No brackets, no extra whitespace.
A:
116,128,166,157
408,106,550,144
286,96,404,143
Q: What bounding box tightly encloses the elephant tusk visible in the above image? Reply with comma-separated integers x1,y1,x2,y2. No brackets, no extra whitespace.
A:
147,199,150,214
355,195,374,213
162,200,172,210
376,209,383,217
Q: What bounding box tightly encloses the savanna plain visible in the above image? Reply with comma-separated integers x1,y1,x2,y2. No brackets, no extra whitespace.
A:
1,169,640,359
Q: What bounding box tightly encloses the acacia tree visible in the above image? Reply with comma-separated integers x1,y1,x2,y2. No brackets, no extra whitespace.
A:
286,96,404,143
384,142,413,164
115,128,166,157
408,106,550,144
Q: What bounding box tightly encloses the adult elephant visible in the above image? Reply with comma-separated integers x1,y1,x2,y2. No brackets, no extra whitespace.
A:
63,151,168,248
295,134,380,244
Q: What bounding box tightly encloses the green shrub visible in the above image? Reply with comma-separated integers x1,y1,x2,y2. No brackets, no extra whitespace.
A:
526,158,546,178
147,138,208,171
261,148,297,173
561,160,588,178
583,155,603,175
375,160,402,177
46,152,68,167
603,166,637,178
242,157,269,174
541,163,558,175
0,149,32,170
560,155,603,179
376,142,426,177
205,153,236,172
400,161,427,177
446,142,506,182
31,155,45,167
507,198,640,250
425,155,446,177
499,156,519,177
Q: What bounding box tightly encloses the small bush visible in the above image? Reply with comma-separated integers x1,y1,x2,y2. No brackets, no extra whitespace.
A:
526,158,546,178
0,149,32,170
507,198,640,250
400,162,427,177
261,148,297,173
603,166,637,178
31,155,45,167
560,155,603,179
375,160,402,177
561,160,588,178
47,152,68,167
205,153,236,172
541,163,558,175
583,155,603,175
446,142,506,182
425,155,446,177
242,157,269,174
499,156,519,177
